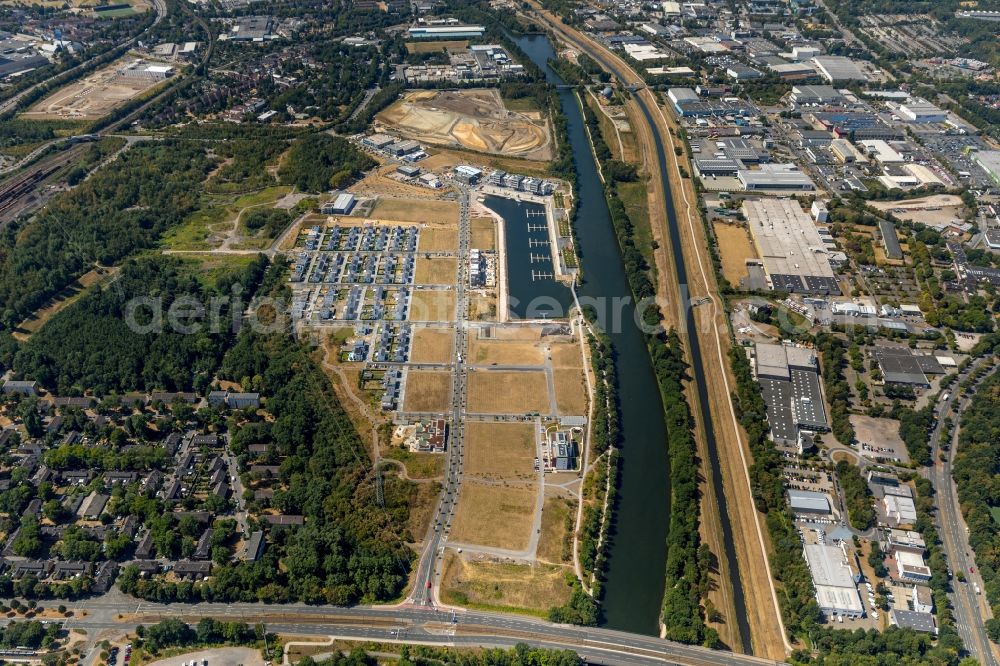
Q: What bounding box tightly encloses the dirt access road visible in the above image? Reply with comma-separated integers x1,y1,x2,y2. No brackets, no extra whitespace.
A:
526,3,789,659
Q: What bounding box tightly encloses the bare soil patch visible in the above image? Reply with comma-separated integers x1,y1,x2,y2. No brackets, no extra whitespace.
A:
377,89,553,161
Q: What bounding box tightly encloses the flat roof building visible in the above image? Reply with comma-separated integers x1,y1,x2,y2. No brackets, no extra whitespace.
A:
790,85,845,105
738,164,814,192
754,342,828,446
891,609,936,634
973,151,1000,186
804,543,865,618
812,56,868,83
879,220,903,260
743,198,839,294
407,25,485,39
898,99,946,123
321,193,356,215
884,494,918,526
788,489,832,514
875,346,942,386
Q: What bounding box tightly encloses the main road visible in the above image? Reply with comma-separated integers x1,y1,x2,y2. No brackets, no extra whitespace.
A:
523,4,788,657
926,361,998,666
409,182,472,605
49,595,785,666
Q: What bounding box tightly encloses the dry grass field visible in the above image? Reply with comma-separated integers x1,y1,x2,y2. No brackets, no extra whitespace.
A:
713,222,756,287
402,371,452,412
14,265,117,340
469,339,544,366
377,89,553,161
405,40,469,54
414,256,457,285
449,481,537,550
467,371,550,414
492,326,542,341
471,217,497,250
409,290,456,322
418,228,459,252
549,341,583,369
537,497,574,565
24,58,169,120
440,555,572,614
371,197,458,224
464,422,537,480
409,327,454,364
553,368,588,415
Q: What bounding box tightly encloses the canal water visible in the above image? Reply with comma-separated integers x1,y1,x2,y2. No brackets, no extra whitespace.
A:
510,33,671,635
482,195,573,319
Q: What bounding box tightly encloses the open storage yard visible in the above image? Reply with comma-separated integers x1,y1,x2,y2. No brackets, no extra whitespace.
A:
24,58,172,120
377,89,553,161
465,421,537,480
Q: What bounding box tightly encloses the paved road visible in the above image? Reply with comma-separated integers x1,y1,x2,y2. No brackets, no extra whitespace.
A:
925,361,997,666
50,595,785,666
410,182,472,605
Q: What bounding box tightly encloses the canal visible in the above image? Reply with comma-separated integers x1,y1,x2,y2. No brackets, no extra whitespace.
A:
510,32,671,635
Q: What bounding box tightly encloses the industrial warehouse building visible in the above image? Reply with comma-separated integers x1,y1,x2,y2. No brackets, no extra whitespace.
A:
897,98,947,123
742,198,840,294
738,163,814,191
754,342,828,447
804,544,865,619
874,346,944,386
407,24,485,39
788,489,832,515
811,56,869,83
879,219,903,260
321,193,356,215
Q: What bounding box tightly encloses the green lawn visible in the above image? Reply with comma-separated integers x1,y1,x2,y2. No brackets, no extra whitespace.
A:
617,180,655,277
161,186,292,251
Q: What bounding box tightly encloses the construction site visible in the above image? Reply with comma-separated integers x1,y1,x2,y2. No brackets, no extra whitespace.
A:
285,156,592,616
23,58,174,120
376,89,553,162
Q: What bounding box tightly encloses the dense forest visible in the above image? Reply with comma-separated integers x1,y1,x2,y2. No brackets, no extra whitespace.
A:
13,256,267,395
952,369,1000,640
0,142,217,330
277,134,375,193
120,321,415,604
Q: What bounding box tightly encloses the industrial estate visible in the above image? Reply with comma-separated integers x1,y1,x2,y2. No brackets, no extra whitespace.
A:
0,0,998,664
